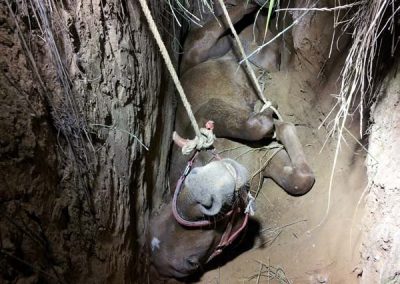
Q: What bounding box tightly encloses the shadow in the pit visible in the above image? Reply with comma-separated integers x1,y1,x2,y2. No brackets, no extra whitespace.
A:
183,217,262,283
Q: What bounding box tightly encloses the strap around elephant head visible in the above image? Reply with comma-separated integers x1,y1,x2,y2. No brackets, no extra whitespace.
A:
171,150,234,227
171,149,250,262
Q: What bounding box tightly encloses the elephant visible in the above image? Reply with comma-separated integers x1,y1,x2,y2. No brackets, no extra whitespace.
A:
149,0,315,280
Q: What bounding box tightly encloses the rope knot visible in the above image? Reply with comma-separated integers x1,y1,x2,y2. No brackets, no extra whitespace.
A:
181,121,216,155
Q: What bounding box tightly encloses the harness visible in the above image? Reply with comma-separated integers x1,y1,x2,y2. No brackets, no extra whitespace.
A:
171,150,250,263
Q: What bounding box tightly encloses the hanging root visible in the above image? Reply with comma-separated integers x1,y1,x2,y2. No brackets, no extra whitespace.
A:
6,0,96,213
164,0,215,27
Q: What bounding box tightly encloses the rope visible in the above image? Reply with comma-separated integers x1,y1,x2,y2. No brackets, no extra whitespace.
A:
216,0,283,121
138,0,215,152
245,192,256,215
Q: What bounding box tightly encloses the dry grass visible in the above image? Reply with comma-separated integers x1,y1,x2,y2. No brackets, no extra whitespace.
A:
322,0,400,139
241,259,291,284
253,219,307,251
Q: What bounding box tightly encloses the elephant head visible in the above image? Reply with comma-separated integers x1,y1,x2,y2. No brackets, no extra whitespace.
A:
149,157,249,279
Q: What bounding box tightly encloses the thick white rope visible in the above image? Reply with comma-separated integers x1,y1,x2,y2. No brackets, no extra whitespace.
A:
216,0,282,121
137,0,215,153
217,0,264,99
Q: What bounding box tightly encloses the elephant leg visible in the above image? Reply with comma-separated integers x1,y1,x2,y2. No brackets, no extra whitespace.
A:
195,98,275,141
263,121,315,195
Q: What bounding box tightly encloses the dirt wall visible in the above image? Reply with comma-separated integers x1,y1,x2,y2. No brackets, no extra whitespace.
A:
0,1,174,283
359,66,400,283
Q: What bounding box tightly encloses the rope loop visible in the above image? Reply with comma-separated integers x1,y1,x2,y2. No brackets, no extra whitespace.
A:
260,101,272,113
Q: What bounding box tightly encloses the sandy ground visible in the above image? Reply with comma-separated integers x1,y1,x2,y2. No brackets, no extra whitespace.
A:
198,65,368,283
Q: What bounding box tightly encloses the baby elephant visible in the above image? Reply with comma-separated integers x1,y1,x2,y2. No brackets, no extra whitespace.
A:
149,0,315,280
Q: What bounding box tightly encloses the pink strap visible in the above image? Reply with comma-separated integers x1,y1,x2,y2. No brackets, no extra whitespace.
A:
206,211,249,263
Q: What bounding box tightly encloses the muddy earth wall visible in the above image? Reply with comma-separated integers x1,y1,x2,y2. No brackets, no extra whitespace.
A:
0,1,174,282
359,65,400,283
